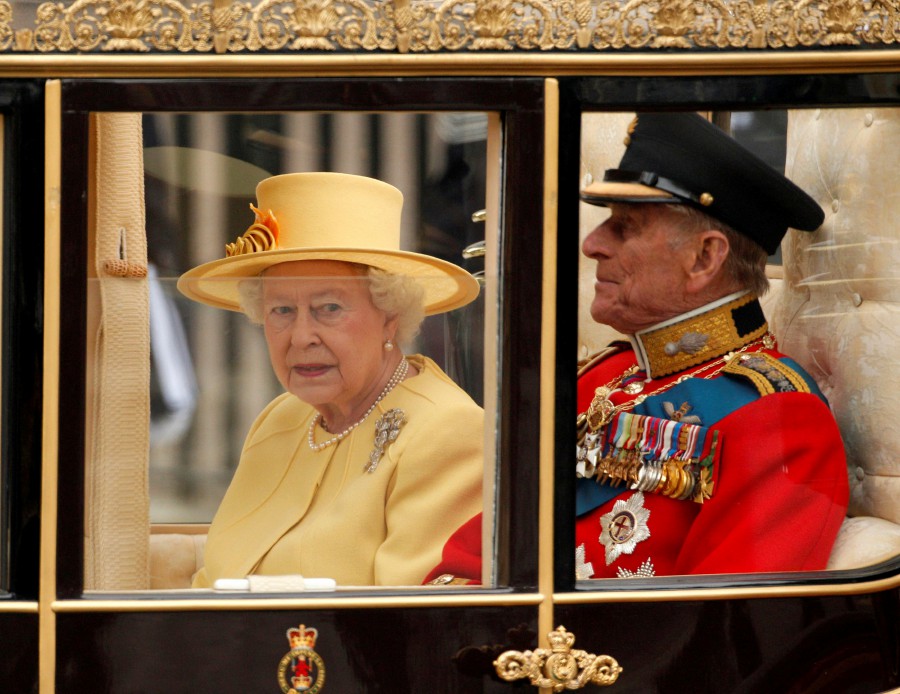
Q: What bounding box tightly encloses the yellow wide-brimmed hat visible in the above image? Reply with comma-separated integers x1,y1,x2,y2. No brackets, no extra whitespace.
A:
177,172,481,315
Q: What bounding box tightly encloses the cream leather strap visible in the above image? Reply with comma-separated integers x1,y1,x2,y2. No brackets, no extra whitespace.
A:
84,113,151,590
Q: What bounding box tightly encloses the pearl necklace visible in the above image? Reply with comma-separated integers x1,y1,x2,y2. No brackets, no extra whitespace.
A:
307,357,410,452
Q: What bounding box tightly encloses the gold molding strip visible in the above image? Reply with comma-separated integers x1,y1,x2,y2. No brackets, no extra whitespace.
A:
48,563,900,612
1,49,900,78
53,592,545,612
539,77,558,646
40,78,62,694
0,0,898,54
481,111,502,587
0,601,39,613
557,569,900,604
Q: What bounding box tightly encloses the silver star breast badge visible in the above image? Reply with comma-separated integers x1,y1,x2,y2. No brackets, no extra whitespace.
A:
599,491,651,565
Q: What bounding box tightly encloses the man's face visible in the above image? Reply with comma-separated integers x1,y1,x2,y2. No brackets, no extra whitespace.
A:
582,203,693,334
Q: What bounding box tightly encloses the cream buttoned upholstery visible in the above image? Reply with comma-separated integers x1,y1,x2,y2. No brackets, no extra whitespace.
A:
775,107,900,570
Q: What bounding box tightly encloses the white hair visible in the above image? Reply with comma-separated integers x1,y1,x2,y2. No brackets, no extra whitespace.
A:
237,264,426,345
664,203,770,297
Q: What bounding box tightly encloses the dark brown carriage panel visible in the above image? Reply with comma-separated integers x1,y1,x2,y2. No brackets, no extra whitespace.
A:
0,613,38,694
554,593,898,694
56,604,537,693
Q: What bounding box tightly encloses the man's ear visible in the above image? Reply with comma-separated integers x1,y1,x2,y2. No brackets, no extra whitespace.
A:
684,229,730,294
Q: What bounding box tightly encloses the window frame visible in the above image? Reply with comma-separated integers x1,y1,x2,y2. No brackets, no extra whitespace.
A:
55,77,548,599
553,72,900,594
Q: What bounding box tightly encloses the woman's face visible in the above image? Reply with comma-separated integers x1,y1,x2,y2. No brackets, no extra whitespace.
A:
261,260,398,424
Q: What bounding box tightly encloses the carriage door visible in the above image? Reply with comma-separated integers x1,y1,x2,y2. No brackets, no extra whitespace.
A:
531,75,900,694
44,77,553,692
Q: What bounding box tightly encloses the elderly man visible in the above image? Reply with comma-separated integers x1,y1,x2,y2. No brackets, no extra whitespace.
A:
425,112,849,585
574,112,848,578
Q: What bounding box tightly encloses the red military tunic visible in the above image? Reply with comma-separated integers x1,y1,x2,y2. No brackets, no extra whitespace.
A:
575,295,849,578
575,349,850,577
428,294,850,583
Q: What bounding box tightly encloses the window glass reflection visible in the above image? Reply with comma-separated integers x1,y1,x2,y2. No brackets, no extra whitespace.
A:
575,108,900,582
86,111,494,590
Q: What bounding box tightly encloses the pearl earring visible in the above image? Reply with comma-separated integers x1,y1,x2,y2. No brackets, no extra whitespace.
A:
384,339,394,351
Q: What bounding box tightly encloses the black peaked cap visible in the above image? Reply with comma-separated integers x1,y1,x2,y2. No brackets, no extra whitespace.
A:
580,113,825,255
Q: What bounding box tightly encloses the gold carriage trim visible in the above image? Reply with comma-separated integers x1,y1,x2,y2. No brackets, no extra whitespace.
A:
494,625,622,690
225,204,279,257
2,0,899,54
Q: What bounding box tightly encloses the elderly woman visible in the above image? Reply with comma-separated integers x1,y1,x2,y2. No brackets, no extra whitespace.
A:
178,172,484,587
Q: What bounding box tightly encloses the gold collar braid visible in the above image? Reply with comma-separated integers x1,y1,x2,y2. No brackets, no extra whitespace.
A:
631,293,769,379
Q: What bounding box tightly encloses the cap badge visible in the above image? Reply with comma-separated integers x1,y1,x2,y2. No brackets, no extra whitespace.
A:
225,204,280,257
699,192,714,206
599,491,651,565
278,624,326,693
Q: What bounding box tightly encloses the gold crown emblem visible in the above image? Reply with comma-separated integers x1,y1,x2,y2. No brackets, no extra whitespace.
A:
225,204,280,257
547,625,576,652
286,624,318,649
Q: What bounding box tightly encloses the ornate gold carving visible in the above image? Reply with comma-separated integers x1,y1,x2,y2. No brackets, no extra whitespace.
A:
14,28,33,50
494,625,623,691
654,0,698,48
749,0,769,48
469,0,518,50
33,0,211,52
219,0,390,52
391,0,414,52
211,0,238,53
571,0,592,48
3,0,899,52
0,0,14,50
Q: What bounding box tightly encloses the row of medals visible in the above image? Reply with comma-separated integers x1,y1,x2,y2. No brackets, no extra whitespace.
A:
575,376,702,502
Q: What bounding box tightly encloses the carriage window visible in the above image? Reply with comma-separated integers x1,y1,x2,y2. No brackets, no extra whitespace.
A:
84,111,498,591
575,107,900,583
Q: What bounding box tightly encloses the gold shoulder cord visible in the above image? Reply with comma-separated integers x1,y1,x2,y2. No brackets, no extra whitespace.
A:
577,344,626,379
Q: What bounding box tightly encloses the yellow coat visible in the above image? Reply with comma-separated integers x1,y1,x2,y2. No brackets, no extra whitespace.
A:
192,355,483,587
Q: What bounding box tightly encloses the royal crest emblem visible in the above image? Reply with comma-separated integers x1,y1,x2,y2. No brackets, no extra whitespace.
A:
277,624,326,694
